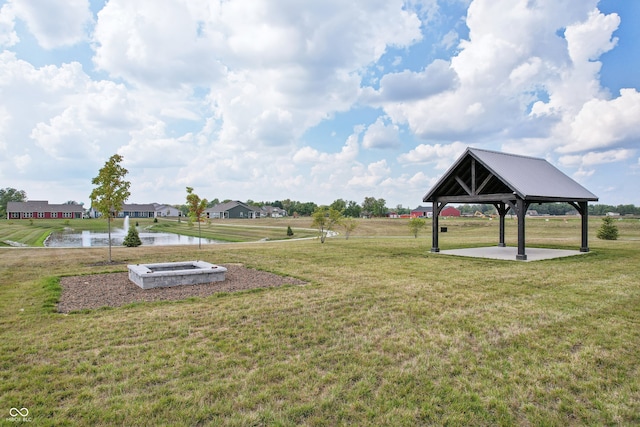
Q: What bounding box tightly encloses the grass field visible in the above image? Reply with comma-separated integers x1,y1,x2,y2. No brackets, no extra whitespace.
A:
1,217,639,425
0,217,318,247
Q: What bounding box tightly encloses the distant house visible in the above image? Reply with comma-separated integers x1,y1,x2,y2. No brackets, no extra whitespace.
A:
89,203,156,218
6,201,84,219
411,206,433,218
386,211,400,218
154,204,182,217
440,206,461,217
411,205,459,218
205,201,261,219
261,206,287,218
120,204,156,218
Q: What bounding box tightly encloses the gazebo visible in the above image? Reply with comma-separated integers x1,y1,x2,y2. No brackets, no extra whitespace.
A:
423,148,599,260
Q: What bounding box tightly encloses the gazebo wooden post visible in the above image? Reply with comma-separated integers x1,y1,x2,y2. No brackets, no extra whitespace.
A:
494,202,508,247
431,200,440,253
499,213,506,247
516,198,527,260
580,201,589,252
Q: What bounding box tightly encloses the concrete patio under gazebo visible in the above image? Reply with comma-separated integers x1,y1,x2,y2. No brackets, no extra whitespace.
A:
423,148,599,261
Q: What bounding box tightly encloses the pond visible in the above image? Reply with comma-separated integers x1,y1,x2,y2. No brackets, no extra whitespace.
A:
44,228,221,247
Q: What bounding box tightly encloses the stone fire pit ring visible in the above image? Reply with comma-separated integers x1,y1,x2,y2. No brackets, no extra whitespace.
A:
128,261,227,289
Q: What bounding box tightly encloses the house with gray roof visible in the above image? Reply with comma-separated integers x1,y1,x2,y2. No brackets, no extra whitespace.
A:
154,204,182,217
7,201,84,219
411,206,433,218
88,203,156,218
261,206,287,218
205,201,261,219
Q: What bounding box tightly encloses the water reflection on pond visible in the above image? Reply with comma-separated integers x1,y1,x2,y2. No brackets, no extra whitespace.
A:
45,228,220,247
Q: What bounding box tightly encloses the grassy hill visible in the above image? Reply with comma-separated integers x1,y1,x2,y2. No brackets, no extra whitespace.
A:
1,217,639,425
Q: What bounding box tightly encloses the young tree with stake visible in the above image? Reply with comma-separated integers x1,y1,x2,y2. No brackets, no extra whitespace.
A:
311,206,342,243
186,187,207,248
90,154,131,263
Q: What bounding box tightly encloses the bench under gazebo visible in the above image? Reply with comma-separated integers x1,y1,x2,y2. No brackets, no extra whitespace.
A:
423,148,599,260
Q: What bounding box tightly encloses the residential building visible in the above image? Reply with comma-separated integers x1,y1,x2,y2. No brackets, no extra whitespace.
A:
205,201,261,219
89,203,156,218
440,206,461,217
411,206,433,218
154,204,182,217
6,201,84,219
261,206,287,218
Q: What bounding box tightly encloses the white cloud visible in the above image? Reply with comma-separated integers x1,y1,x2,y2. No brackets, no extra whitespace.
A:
92,0,225,87
574,167,595,179
362,117,400,149
0,3,18,47
347,159,391,188
561,89,640,153
398,142,467,169
0,105,9,150
361,59,458,103
13,153,31,172
373,0,622,145
559,149,635,168
93,0,423,154
31,107,100,160
293,132,360,166
440,30,459,50
10,0,92,49
118,122,196,169
564,9,619,63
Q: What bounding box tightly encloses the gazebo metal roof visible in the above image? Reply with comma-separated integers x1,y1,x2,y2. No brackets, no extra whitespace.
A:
423,147,598,260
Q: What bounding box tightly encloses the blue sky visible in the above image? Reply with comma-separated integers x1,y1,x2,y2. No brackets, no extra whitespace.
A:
0,0,638,209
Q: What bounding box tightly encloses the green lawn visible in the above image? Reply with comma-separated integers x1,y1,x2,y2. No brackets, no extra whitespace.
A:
1,217,639,425
0,217,317,246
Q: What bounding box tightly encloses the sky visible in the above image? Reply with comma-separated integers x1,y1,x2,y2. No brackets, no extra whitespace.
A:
0,0,638,209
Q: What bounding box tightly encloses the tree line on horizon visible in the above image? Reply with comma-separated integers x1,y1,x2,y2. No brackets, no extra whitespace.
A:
2,186,639,219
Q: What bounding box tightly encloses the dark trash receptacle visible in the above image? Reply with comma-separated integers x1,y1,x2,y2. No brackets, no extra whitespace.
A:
440,227,448,232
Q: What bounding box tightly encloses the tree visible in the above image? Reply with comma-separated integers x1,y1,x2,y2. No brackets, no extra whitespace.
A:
408,217,427,238
287,225,294,236
362,196,376,217
344,200,362,218
362,197,387,217
90,154,131,263
597,216,619,240
341,217,358,240
186,187,207,248
330,198,347,213
395,204,411,215
311,207,342,243
0,187,27,219
123,224,142,247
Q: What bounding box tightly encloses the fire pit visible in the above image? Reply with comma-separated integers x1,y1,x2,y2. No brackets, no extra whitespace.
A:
128,261,227,289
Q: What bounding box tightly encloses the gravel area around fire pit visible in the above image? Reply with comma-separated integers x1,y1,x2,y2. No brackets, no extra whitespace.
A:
58,264,306,313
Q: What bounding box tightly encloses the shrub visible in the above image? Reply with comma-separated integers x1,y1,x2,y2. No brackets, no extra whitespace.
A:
408,217,427,238
287,226,294,236
597,216,619,240
123,225,142,247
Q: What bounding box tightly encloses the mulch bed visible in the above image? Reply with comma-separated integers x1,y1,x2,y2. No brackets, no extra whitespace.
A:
58,264,306,313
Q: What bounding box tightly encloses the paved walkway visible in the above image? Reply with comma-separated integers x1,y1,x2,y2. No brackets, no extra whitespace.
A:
439,246,587,262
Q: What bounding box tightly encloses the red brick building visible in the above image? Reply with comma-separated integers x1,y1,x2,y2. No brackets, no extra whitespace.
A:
6,201,84,219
